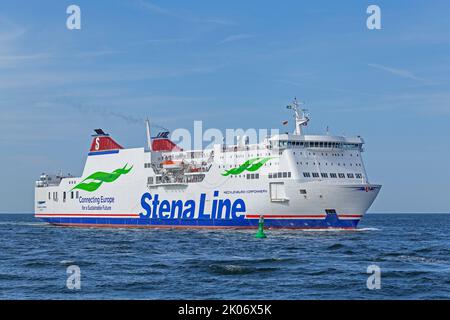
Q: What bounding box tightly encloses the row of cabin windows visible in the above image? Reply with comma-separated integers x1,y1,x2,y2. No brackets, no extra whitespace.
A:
219,162,278,169
297,161,362,167
303,172,363,179
147,175,205,184
293,152,349,157
246,173,260,180
268,172,292,179
219,150,358,159
48,191,79,201
144,163,152,168
278,141,360,149
220,153,271,160
219,161,362,169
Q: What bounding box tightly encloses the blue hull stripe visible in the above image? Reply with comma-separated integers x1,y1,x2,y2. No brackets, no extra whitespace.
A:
37,216,360,229
88,150,120,156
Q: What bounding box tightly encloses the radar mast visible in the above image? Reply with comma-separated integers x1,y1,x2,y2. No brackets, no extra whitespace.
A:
286,97,310,136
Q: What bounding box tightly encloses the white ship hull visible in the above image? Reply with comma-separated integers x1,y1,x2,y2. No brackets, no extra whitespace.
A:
35,100,381,229
35,147,381,229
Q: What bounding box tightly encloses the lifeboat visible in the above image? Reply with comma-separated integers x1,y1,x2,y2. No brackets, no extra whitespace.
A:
161,160,183,169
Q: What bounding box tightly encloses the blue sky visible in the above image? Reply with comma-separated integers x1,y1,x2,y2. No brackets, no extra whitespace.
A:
1,0,449,213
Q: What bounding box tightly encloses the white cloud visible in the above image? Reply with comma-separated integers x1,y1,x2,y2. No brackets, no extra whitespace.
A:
219,34,256,44
368,63,425,82
0,64,225,90
75,50,121,58
135,0,236,25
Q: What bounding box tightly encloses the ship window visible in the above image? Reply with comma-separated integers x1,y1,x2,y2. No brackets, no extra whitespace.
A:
283,172,287,178
325,209,336,215
312,172,319,178
347,173,355,178
48,192,51,200
303,172,310,178
148,177,153,184
330,173,337,178
76,191,79,199
71,191,74,199
288,172,291,178
268,173,272,178
355,173,362,179
338,173,345,178
321,173,328,178
300,189,307,194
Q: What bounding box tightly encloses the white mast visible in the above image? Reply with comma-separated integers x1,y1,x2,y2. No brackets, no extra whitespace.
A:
286,98,310,136
145,118,152,152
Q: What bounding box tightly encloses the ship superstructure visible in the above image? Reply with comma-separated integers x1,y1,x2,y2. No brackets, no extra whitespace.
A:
35,99,381,229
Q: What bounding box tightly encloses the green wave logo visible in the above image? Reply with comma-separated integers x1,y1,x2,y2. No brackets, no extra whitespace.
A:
72,164,133,192
222,157,272,176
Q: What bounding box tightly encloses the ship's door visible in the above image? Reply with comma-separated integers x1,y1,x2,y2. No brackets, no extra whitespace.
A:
270,182,287,202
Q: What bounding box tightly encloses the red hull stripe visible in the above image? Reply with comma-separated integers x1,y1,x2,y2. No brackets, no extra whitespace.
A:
36,213,362,219
245,214,362,219
36,213,138,217
246,214,325,219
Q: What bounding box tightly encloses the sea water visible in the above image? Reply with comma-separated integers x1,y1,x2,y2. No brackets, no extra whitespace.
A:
0,213,448,299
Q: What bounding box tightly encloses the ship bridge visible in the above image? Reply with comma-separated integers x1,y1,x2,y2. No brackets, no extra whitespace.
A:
268,134,364,151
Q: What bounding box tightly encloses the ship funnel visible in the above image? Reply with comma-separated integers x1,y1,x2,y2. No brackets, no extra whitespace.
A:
89,129,124,155
152,131,183,152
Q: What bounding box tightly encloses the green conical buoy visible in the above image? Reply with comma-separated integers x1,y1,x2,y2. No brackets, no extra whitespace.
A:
255,215,267,238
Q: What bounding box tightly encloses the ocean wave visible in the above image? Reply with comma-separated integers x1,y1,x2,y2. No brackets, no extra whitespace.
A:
396,255,449,265
207,264,279,275
0,221,47,227
298,227,380,232
327,243,345,250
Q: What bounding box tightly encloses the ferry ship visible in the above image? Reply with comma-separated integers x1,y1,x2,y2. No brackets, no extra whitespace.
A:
35,99,381,229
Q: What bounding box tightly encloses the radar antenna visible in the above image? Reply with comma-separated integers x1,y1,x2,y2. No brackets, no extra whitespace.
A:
286,97,310,135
